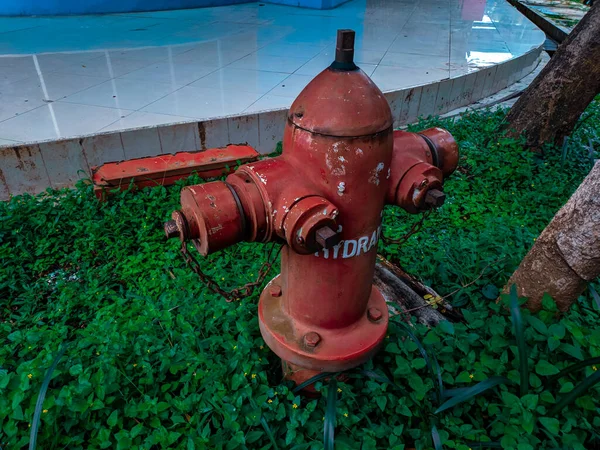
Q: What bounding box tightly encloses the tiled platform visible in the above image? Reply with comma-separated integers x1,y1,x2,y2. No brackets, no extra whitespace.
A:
0,0,545,146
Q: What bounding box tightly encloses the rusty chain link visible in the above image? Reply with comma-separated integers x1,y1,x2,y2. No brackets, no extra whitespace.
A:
180,240,281,302
381,209,432,246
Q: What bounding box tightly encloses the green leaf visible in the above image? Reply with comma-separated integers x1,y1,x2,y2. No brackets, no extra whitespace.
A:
69,364,83,376
539,417,560,435
535,360,559,376
482,284,499,300
521,394,539,410
435,376,510,414
324,379,337,450
522,410,535,434
107,410,118,428
549,370,600,416
438,320,455,335
375,396,387,411
560,343,584,361
548,323,565,340
527,316,548,335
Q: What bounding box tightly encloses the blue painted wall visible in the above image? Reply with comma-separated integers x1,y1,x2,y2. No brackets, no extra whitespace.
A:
0,0,252,16
0,0,348,16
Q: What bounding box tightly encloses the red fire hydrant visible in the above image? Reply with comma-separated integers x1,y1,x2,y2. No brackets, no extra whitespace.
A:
165,30,459,385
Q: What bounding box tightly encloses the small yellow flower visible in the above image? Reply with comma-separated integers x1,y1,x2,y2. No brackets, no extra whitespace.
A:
251,374,257,379
133,364,138,367
42,409,48,414
27,374,32,379
534,238,536,242
337,388,342,393
593,366,597,371
147,349,150,353
28,423,31,428
292,403,298,409
469,374,474,379
268,399,273,404
244,372,248,376
531,184,535,187
221,277,225,281
96,352,100,356
260,346,264,350
213,316,216,319
343,413,348,417
386,335,390,339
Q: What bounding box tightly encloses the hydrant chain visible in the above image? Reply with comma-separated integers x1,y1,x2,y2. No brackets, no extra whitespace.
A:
181,241,281,302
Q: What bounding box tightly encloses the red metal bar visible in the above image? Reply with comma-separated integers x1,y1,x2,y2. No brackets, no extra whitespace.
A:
92,145,259,199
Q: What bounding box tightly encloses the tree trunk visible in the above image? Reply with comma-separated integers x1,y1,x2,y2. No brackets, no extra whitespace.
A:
504,2,600,150
504,161,600,311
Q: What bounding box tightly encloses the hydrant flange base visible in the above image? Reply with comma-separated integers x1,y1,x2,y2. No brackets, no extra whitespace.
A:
258,275,389,374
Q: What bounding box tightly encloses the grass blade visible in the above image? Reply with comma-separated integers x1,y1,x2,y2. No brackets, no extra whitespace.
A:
549,370,600,416
429,347,445,405
359,369,403,391
561,136,570,165
442,387,471,399
546,356,600,385
431,425,443,450
467,443,503,448
248,398,278,450
292,372,335,393
393,320,431,371
29,344,68,450
509,284,529,396
260,416,279,450
435,376,510,414
324,379,337,450
589,284,600,310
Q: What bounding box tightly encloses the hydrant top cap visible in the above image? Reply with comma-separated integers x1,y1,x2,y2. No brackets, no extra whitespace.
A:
288,57,392,137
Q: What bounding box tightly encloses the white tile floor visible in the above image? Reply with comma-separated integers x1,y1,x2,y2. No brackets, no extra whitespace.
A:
0,0,544,144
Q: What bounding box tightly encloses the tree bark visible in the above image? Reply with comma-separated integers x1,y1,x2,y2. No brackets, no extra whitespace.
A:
504,161,600,311
504,2,600,150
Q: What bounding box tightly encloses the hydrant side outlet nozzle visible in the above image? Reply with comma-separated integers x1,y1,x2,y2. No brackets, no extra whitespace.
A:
165,29,459,388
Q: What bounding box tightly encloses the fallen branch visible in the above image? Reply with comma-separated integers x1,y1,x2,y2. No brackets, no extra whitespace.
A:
374,255,462,326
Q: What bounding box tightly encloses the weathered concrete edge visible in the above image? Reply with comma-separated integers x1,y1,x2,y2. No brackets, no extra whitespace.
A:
0,47,543,200
439,51,550,119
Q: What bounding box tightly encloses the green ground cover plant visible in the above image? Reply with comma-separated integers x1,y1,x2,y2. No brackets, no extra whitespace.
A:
1,101,600,449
